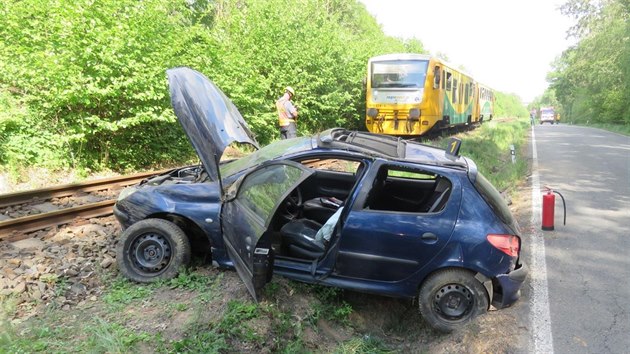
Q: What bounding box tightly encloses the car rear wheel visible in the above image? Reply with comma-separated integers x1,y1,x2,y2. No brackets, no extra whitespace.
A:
418,269,489,332
116,218,191,283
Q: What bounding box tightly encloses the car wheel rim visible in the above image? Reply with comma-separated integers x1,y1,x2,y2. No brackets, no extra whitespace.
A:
130,232,172,275
433,283,473,320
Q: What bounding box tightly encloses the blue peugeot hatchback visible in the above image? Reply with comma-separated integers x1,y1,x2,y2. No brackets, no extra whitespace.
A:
114,67,527,332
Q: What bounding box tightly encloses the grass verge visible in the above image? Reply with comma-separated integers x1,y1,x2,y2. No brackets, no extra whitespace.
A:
432,118,530,194
575,122,630,136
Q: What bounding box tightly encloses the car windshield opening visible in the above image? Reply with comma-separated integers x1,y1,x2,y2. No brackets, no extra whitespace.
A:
220,137,312,178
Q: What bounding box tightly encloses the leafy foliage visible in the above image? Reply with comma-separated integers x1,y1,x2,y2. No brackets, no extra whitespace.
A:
547,0,630,125
494,92,529,118
1,0,524,172
0,0,212,170
0,0,415,171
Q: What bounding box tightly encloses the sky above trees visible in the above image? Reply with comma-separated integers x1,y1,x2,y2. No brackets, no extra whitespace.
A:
359,0,576,103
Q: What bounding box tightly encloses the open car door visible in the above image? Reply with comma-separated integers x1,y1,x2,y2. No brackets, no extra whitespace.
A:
222,161,313,300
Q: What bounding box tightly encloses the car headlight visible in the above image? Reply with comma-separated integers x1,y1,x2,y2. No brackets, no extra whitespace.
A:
117,186,138,201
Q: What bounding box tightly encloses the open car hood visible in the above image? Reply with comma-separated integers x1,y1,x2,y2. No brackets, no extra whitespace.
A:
166,67,259,182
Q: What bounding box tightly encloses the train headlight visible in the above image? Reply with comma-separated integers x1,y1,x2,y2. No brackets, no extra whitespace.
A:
409,108,420,119
367,108,379,118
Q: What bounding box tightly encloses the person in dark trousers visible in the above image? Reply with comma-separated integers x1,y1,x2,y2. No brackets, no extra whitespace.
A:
276,86,298,139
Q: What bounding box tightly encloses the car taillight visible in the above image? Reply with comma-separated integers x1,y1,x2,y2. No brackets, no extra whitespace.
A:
487,234,520,257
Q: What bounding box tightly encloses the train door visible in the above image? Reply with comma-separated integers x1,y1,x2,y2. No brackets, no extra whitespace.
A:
472,82,479,122
444,70,453,126
451,73,461,124
429,61,444,133
464,78,474,124
439,67,446,127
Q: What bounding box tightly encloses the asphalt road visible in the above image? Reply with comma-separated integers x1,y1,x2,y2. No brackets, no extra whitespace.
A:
531,124,630,353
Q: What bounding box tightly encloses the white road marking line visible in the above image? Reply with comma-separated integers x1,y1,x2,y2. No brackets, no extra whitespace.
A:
530,127,555,353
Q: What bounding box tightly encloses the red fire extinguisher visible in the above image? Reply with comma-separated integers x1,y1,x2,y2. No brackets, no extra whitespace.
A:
542,186,566,231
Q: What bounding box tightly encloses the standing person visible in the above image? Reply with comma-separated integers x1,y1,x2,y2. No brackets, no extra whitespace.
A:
276,86,298,139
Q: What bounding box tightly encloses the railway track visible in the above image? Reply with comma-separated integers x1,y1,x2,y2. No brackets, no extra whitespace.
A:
0,170,167,241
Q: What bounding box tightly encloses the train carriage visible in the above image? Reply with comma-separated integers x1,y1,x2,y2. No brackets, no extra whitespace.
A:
365,53,493,136
477,82,495,123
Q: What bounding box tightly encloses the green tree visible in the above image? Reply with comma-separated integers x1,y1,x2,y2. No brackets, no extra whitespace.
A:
549,0,630,124
495,92,529,118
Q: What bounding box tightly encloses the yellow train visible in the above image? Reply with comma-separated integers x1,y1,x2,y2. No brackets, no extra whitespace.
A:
365,53,494,136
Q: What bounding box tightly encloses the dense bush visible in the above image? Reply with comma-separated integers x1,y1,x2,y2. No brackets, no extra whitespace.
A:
0,0,216,170
1,0,526,172
0,0,417,171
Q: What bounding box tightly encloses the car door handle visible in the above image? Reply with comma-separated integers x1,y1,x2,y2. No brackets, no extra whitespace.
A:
421,232,438,241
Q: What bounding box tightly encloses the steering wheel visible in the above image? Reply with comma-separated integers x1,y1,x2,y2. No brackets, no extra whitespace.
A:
280,187,303,221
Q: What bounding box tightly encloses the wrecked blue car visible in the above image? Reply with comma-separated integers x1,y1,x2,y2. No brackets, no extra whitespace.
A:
114,67,527,332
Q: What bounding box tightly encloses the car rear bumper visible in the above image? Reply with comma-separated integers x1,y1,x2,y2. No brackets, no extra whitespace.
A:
493,261,528,308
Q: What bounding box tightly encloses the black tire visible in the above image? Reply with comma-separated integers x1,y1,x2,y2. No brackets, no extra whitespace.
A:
116,218,191,283
418,269,489,332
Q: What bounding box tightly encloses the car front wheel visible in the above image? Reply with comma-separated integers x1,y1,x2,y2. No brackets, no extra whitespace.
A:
418,269,489,332
116,218,191,283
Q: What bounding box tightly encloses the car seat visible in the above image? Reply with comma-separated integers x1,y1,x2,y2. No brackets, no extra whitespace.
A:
280,207,344,259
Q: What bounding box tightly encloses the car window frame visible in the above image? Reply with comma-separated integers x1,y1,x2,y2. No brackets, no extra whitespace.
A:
352,159,454,215
230,160,313,227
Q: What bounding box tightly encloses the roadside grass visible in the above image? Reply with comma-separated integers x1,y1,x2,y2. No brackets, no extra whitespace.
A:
0,311,158,353
576,122,630,136
103,277,153,308
433,118,530,193
171,282,355,353
1,268,226,353
335,335,392,353
264,305,306,352
3,234,400,353
310,286,354,325
1,312,76,353
171,300,260,352
80,318,156,352
103,268,216,308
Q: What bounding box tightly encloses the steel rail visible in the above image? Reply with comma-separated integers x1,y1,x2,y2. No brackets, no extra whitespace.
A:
0,200,116,242
0,169,168,208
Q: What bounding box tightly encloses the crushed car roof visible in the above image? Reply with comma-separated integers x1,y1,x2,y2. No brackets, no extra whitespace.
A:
317,128,468,168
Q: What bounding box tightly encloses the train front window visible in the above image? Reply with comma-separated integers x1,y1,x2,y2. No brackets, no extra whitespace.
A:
371,60,429,89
